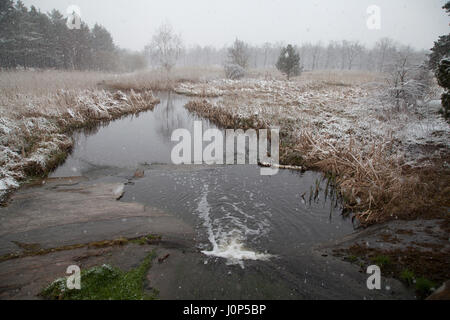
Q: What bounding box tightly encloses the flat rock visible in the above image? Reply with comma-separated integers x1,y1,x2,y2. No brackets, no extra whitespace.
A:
0,178,194,256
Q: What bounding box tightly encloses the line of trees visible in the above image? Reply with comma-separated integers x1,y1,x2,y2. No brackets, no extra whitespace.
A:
0,0,146,72
177,39,427,73
0,0,441,85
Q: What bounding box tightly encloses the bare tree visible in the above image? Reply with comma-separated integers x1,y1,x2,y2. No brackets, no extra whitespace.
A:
262,42,271,68
311,43,322,70
342,41,363,70
145,22,183,74
228,38,250,69
386,46,432,110
375,38,396,72
324,42,337,69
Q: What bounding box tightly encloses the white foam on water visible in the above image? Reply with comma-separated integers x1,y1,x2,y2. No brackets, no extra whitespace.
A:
196,184,272,268
202,237,273,268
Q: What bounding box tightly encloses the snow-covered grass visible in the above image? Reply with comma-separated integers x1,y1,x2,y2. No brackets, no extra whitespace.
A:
0,71,159,202
177,75,450,225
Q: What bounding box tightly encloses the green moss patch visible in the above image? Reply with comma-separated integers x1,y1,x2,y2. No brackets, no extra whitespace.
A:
40,252,158,300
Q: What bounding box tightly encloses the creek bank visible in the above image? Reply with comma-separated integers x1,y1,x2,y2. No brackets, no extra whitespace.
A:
0,165,414,300
317,219,450,299
0,89,159,205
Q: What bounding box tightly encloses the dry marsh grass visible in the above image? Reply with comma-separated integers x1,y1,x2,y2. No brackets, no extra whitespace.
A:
176,75,450,226
0,70,112,95
245,68,385,85
104,66,224,92
299,130,450,224
297,70,385,85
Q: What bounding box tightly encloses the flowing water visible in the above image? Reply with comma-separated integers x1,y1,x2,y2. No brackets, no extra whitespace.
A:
50,92,381,299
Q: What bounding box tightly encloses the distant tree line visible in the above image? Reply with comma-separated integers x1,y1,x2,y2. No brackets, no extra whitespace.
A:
0,0,442,90
177,39,427,73
0,0,146,71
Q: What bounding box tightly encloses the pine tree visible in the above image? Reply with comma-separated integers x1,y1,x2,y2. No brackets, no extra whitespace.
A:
48,9,67,68
0,0,17,68
0,1,120,71
72,22,93,70
429,1,450,71
430,1,450,119
436,57,450,119
91,24,116,70
276,44,302,80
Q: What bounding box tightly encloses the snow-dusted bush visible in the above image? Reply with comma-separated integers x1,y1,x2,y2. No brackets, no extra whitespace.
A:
386,57,433,110
224,64,245,80
227,39,250,69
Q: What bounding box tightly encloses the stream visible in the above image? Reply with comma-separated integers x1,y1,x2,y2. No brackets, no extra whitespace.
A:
47,92,406,299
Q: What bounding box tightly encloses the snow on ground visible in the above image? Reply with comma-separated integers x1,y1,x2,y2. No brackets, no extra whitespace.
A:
176,79,449,167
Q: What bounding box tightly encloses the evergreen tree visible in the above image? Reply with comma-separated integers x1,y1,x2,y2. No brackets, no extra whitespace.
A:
48,9,68,68
0,0,122,71
276,44,302,80
72,22,92,70
91,24,116,70
429,1,450,70
0,0,17,67
430,1,450,119
436,57,450,119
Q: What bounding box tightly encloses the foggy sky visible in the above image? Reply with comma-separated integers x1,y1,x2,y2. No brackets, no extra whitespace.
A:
23,0,449,51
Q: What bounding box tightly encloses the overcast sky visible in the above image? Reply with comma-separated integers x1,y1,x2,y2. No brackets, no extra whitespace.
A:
23,0,449,51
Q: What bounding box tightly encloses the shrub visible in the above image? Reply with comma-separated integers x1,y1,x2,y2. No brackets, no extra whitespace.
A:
224,63,245,80
415,277,436,299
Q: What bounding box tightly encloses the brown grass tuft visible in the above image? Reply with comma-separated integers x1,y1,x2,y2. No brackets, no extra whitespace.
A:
298,131,450,225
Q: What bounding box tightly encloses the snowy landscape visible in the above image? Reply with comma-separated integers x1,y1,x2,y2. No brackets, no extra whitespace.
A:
0,0,449,303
